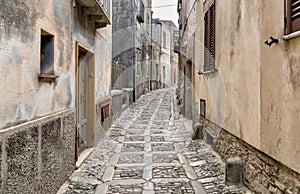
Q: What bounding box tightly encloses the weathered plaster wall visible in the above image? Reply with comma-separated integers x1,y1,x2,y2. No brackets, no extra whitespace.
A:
260,0,300,173
194,0,300,174
194,0,261,148
95,25,113,99
0,0,73,129
215,0,262,148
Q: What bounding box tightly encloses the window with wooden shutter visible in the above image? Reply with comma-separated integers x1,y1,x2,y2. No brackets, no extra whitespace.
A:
204,3,215,72
285,0,300,34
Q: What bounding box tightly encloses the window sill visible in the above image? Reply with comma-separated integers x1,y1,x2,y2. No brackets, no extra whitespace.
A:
283,31,300,40
198,68,218,75
38,74,58,82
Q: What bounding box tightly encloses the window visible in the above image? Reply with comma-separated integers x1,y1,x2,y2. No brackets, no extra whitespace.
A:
40,30,54,75
174,30,180,53
285,0,300,34
200,99,206,117
101,104,110,122
163,31,167,48
204,3,215,72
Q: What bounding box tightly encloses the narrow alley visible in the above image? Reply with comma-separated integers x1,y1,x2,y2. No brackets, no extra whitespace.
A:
2,0,300,193
58,89,249,194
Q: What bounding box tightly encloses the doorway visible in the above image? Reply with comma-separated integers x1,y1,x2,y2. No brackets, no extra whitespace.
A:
75,42,95,160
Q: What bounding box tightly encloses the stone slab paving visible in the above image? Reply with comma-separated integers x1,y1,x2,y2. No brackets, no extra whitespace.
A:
57,88,252,194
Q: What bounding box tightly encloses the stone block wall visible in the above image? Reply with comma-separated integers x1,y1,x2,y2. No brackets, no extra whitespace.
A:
199,117,300,194
0,110,76,194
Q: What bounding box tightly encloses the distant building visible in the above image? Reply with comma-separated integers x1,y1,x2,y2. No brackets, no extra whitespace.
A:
0,0,112,193
112,0,152,100
152,19,179,90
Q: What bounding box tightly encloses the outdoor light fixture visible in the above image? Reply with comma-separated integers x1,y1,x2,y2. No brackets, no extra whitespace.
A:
265,36,279,47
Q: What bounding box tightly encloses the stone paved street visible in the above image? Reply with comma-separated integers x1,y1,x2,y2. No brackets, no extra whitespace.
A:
58,89,251,194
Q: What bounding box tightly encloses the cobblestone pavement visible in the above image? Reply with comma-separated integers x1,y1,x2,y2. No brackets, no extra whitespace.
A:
58,88,251,194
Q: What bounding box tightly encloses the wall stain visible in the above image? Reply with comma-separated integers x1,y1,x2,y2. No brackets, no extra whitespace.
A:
236,2,241,32
277,138,282,148
66,76,72,108
0,0,37,42
288,55,300,90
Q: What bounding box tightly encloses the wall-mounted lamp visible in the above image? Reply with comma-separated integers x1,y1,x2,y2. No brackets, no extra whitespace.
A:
265,36,279,47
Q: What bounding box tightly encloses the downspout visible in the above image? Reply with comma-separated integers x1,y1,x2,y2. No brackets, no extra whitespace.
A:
132,0,136,102
157,20,163,89
150,11,153,91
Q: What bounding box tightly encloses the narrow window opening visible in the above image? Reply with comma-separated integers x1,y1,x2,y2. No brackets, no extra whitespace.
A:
200,99,206,118
40,30,54,75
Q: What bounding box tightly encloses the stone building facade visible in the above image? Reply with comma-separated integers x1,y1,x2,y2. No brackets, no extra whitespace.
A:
112,0,152,100
176,0,197,120
151,19,179,90
150,38,162,90
178,0,300,193
0,0,112,193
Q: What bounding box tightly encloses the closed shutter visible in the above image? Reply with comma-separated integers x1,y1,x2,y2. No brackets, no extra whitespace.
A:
204,3,215,72
209,4,215,71
292,0,300,32
285,0,300,34
204,12,210,72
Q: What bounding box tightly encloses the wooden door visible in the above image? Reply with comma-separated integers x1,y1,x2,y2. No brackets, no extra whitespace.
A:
75,43,95,159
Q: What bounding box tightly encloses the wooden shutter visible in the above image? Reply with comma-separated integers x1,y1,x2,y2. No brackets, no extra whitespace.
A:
209,4,215,71
292,0,300,32
286,0,300,34
204,11,210,72
204,3,215,72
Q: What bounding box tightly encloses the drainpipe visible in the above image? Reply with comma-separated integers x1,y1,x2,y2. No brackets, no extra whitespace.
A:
157,20,162,89
133,0,136,102
150,11,153,91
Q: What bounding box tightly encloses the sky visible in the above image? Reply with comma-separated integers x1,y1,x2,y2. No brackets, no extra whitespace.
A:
152,0,178,27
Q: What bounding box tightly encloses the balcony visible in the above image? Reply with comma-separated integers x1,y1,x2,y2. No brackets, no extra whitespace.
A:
77,0,111,28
